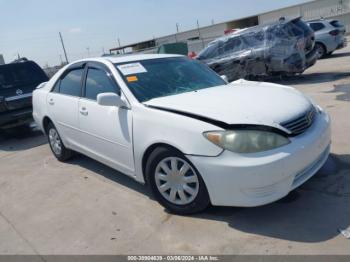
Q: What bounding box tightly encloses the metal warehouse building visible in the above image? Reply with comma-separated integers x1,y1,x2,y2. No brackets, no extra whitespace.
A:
110,0,350,55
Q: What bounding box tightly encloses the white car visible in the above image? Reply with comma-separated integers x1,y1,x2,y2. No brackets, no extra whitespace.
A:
33,54,331,214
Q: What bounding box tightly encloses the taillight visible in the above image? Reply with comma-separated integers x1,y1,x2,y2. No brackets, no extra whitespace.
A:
329,29,340,36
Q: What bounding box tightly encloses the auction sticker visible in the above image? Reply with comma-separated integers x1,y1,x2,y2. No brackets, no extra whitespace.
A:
117,63,147,75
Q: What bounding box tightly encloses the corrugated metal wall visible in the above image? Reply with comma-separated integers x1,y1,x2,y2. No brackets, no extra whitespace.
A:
138,0,350,55
156,23,227,46
259,5,301,24
155,23,228,54
301,0,350,20
259,0,350,32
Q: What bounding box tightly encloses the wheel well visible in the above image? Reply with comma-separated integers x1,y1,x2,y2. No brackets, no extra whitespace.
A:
42,116,53,134
141,143,183,183
315,42,327,53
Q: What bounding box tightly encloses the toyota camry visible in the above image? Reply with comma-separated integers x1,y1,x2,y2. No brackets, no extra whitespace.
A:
32,54,331,214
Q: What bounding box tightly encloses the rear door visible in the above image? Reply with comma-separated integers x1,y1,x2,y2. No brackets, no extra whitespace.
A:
78,62,134,176
46,65,85,148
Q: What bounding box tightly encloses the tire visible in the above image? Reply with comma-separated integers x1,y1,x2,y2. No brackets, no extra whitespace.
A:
47,122,73,161
145,146,210,215
315,43,326,59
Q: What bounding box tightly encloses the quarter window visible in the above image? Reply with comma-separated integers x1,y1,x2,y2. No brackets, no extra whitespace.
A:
85,68,119,100
59,69,83,97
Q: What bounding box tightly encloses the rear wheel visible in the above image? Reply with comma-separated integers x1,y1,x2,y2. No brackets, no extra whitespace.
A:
315,43,326,59
146,146,210,215
47,122,73,161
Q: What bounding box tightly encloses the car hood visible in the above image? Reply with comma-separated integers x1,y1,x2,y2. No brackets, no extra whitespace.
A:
143,79,312,130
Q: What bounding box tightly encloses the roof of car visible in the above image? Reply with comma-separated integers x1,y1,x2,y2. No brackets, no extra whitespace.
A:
73,54,184,65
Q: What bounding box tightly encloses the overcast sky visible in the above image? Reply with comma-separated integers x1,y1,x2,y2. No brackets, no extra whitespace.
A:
0,0,310,66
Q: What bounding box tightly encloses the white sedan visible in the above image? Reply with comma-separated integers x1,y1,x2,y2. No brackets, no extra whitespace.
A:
33,54,331,214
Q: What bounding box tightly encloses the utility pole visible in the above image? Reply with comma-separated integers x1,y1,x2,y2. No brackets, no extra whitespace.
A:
86,47,90,57
197,20,205,49
59,32,69,64
117,38,123,54
175,23,179,43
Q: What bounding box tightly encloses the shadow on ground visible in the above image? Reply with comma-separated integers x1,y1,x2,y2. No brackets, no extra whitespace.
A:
191,153,350,243
68,154,151,198
67,150,350,243
2,122,349,244
0,124,46,151
323,51,350,60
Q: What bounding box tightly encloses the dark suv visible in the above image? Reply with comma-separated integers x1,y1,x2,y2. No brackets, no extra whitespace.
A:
197,17,317,81
0,60,48,129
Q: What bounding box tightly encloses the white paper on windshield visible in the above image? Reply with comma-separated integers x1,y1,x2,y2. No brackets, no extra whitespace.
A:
117,63,147,75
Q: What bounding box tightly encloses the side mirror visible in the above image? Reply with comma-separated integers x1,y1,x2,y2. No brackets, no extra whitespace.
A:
97,92,129,109
221,75,229,83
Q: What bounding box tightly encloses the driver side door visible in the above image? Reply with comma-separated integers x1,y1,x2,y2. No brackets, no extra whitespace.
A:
78,62,134,176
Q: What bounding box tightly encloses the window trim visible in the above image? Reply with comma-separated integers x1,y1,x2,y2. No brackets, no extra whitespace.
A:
50,62,86,97
82,62,121,101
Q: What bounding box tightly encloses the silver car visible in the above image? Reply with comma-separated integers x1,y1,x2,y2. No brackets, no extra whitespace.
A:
307,19,347,58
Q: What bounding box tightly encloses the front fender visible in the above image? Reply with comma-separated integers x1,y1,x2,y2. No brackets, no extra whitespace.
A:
132,105,223,183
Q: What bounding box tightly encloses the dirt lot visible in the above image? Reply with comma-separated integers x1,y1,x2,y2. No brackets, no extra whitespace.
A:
1,47,350,255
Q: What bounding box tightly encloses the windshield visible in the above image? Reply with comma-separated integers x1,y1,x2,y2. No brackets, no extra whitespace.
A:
115,57,226,102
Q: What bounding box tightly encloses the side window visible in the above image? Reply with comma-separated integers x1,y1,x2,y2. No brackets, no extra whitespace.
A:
223,37,242,53
59,69,84,97
309,23,325,32
0,68,13,88
84,68,119,100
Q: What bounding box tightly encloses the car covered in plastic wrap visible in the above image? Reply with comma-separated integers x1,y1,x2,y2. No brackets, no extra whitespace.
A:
196,17,317,82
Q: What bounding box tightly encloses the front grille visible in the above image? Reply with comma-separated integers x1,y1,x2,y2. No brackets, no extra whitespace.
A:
281,106,317,136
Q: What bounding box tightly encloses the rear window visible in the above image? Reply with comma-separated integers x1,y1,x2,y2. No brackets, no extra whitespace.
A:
309,22,325,32
0,62,47,89
330,20,343,28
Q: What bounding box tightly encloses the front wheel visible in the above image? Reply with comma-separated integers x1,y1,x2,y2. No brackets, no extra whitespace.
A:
146,147,210,215
47,122,73,161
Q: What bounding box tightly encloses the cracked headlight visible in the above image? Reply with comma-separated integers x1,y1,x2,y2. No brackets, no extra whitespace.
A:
203,130,290,153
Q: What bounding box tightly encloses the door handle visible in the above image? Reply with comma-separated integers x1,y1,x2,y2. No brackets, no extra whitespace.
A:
48,98,54,105
79,107,88,116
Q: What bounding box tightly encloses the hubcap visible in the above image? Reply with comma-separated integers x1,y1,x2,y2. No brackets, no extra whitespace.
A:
49,128,62,156
155,157,199,205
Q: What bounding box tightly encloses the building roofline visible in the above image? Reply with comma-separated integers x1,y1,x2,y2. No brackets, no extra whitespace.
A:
110,0,316,50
